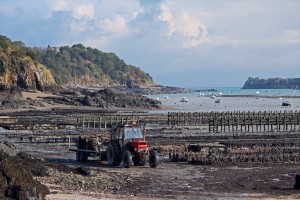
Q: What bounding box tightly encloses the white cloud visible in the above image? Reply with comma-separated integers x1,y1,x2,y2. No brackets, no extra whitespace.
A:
49,0,68,11
44,0,143,47
72,3,95,20
158,2,242,47
65,0,144,50
177,12,208,38
158,2,176,36
97,15,129,36
47,0,95,20
70,20,87,32
157,1,299,48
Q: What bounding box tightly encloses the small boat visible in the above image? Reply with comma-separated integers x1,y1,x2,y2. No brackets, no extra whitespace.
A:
164,96,169,99
215,99,222,103
282,100,292,107
197,92,204,97
281,85,297,107
180,97,189,102
155,97,160,100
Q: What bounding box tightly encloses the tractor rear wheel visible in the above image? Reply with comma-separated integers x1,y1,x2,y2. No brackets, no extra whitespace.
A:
107,142,121,166
149,150,158,168
122,150,133,168
132,155,146,166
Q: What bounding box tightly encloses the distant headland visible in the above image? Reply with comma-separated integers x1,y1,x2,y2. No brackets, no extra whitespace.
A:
242,77,300,89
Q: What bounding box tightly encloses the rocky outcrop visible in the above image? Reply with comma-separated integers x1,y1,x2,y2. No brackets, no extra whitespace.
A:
0,87,45,109
0,86,163,110
0,35,57,92
0,142,49,200
242,77,300,89
0,62,57,92
109,85,194,95
40,88,162,109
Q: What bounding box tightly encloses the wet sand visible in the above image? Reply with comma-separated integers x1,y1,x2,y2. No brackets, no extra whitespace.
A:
151,96,300,113
1,92,300,200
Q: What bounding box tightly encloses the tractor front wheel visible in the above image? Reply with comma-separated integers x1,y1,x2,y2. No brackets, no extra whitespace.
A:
123,150,133,168
107,142,122,166
133,155,146,166
149,150,158,168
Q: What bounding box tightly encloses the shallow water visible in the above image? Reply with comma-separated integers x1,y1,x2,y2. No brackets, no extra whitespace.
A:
150,96,300,113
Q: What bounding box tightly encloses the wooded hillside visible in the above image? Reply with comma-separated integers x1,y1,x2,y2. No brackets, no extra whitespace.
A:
242,77,300,89
33,44,153,87
0,35,154,91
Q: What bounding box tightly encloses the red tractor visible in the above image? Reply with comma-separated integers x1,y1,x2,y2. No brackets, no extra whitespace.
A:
106,124,158,168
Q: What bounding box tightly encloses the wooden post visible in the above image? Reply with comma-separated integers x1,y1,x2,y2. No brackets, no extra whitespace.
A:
99,116,101,129
93,116,96,129
76,117,79,129
82,117,85,129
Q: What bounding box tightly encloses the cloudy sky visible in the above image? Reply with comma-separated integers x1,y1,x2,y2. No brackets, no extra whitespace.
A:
0,0,299,87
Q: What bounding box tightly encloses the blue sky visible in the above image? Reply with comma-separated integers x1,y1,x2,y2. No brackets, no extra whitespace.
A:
0,0,299,87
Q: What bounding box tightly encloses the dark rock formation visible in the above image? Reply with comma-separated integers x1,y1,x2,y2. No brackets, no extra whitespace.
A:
40,87,162,109
110,85,193,95
294,174,300,190
0,144,49,200
0,87,28,109
0,141,17,157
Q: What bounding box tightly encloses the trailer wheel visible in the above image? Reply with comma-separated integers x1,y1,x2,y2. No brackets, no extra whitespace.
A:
123,150,133,168
149,150,158,168
78,151,87,162
133,155,146,166
76,152,81,162
107,142,121,166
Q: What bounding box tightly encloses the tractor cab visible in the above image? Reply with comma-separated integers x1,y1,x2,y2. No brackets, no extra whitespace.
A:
110,125,148,153
123,126,148,152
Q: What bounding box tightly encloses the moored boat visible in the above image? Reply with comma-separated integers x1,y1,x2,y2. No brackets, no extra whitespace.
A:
180,97,189,102
215,98,222,103
282,100,292,107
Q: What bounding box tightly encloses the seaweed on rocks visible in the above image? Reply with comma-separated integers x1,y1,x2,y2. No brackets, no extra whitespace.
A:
0,146,49,200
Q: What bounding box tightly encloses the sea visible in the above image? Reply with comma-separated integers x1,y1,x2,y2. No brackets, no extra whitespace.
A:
152,87,300,98
148,87,300,113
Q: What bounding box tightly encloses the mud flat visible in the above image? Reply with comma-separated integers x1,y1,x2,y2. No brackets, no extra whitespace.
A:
0,127,298,200
151,95,300,113
1,91,300,199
